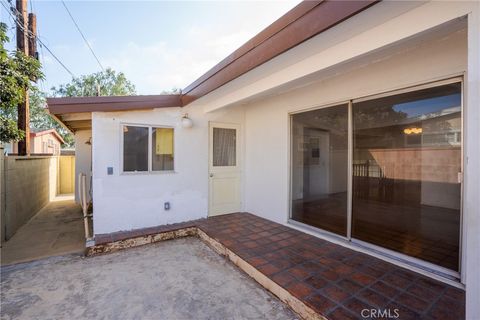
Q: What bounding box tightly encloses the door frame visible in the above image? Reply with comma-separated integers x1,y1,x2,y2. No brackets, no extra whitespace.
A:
287,76,465,284
208,121,242,216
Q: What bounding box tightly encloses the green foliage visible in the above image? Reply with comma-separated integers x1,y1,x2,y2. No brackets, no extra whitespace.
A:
160,87,182,94
51,68,136,97
49,68,136,147
0,22,43,143
0,115,24,143
30,88,74,147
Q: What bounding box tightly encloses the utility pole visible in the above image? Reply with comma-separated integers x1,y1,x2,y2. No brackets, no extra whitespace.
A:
16,0,30,156
28,13,37,60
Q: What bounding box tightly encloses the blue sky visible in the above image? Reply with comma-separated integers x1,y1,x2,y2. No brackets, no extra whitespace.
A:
1,0,300,95
394,94,461,118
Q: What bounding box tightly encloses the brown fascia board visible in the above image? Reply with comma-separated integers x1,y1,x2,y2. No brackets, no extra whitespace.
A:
182,1,321,95
47,0,378,118
181,0,378,106
47,94,182,115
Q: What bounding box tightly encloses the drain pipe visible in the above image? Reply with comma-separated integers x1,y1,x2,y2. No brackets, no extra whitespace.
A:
78,173,93,244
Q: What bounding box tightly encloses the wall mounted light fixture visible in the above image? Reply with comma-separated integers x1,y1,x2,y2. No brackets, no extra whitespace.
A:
181,113,193,128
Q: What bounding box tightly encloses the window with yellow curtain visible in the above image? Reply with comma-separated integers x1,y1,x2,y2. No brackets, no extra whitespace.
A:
152,127,174,171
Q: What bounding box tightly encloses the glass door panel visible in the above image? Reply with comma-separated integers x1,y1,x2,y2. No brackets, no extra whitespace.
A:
352,82,462,271
291,104,349,236
213,128,237,167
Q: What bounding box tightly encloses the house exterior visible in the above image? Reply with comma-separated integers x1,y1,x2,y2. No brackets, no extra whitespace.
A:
47,1,480,317
8,128,64,155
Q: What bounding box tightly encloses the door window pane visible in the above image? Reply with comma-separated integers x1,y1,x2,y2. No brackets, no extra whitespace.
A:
213,128,236,167
123,125,148,172
291,104,349,236
152,127,174,171
352,83,461,271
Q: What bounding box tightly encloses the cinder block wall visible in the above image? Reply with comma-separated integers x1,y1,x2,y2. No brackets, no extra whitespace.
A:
2,155,58,241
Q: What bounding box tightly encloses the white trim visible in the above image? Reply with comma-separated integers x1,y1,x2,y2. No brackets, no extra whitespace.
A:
119,122,176,174
351,238,459,279
287,219,465,290
352,75,464,103
347,101,353,240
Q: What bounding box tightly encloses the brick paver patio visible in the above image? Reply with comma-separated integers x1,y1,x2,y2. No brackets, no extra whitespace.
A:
95,212,465,320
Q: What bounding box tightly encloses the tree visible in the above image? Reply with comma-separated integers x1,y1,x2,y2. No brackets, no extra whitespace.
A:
0,22,43,143
49,69,136,147
30,88,74,147
160,87,182,94
51,68,136,97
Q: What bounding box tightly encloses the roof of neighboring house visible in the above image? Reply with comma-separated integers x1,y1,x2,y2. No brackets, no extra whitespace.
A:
30,128,65,144
47,0,378,131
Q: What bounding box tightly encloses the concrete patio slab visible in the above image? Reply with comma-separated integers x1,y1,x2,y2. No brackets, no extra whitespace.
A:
0,237,297,320
92,212,466,320
1,195,85,266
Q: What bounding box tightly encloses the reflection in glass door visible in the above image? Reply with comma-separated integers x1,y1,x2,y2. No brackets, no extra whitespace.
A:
291,104,349,236
290,80,462,273
352,82,462,271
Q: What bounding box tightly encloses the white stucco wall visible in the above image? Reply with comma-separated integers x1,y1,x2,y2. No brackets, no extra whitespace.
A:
92,106,245,235
74,130,92,204
244,22,467,225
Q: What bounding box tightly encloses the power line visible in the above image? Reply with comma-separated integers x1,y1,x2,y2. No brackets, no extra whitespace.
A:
1,0,76,78
61,0,104,71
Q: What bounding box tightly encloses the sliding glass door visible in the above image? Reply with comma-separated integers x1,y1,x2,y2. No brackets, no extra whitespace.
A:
352,82,462,271
291,104,349,236
290,80,462,272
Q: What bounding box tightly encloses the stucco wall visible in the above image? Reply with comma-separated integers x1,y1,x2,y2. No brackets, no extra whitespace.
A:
92,106,245,235
2,155,58,240
243,20,467,226
74,130,92,204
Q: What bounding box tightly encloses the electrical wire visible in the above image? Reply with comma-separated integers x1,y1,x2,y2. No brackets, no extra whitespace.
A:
61,0,104,71
1,0,75,78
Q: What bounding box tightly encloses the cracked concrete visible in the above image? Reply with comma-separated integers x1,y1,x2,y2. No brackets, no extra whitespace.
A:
1,237,297,320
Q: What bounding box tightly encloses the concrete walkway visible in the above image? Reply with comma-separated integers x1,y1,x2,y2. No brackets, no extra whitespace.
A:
0,238,296,320
1,195,85,266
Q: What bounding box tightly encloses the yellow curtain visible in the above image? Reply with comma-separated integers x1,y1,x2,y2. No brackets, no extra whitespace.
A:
156,128,173,155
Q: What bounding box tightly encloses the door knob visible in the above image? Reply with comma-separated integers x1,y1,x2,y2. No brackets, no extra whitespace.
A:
210,173,214,177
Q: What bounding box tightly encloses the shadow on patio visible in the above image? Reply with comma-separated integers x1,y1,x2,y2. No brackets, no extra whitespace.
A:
1,195,85,266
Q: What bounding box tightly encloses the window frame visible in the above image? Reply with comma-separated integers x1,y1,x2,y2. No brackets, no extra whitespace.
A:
287,76,464,282
120,123,175,175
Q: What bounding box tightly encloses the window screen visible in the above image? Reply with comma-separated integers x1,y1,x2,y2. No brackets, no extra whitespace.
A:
123,125,148,172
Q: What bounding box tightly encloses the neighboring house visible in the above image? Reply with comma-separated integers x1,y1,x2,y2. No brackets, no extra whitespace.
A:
8,129,64,155
47,1,480,317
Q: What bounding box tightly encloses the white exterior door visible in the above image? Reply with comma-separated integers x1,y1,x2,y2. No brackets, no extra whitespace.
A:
209,122,241,216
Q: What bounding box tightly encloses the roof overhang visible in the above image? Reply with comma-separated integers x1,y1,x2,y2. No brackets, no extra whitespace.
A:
181,0,378,106
47,95,182,132
46,0,379,131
